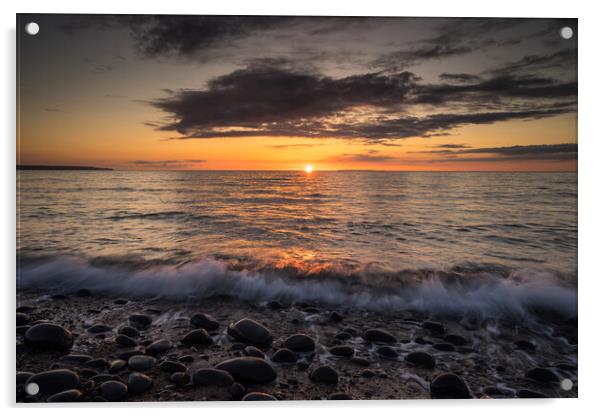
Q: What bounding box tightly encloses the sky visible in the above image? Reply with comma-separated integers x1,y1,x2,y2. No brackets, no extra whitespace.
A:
17,14,577,171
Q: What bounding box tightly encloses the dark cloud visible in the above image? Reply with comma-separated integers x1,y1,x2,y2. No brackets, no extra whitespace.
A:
433,144,472,149
490,48,577,77
372,45,473,70
326,152,398,163
429,143,577,162
129,159,206,168
267,143,326,149
439,73,482,83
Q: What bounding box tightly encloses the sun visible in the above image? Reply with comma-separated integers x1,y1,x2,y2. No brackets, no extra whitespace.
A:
304,164,313,174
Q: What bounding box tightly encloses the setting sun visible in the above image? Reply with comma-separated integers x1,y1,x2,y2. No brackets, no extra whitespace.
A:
305,164,313,173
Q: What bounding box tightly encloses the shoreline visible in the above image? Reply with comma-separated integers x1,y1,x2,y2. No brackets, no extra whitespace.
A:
16,288,577,401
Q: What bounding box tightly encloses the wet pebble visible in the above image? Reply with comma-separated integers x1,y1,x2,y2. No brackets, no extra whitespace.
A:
129,314,152,329
310,365,339,384
192,368,234,386
26,369,79,395
242,392,277,401
405,351,436,369
170,372,190,386
190,313,219,330
444,334,469,346
47,389,82,402
430,373,471,399
181,329,213,345
159,360,187,373
24,323,73,350
127,372,153,394
283,334,315,352
109,359,127,373
329,345,354,357
229,382,246,399
216,357,277,384
227,318,273,347
272,348,297,363
116,334,138,347
363,329,396,343
118,326,140,338
100,380,128,401
433,343,456,352
146,339,172,355
128,355,157,371
423,321,445,335
328,392,352,400
243,346,264,358
377,346,398,358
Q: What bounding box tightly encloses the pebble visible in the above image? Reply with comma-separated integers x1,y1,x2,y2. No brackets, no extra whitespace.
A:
216,357,277,384
242,392,277,401
146,339,172,355
376,346,398,358
99,380,128,401
118,326,140,338
127,372,153,394
444,334,469,346
47,389,82,402
283,334,315,352
525,367,560,383
170,372,190,386
181,329,213,345
271,348,297,363
114,299,128,305
87,324,112,333
116,334,138,347
328,392,352,400
334,332,352,341
360,369,376,378
159,360,187,373
363,329,396,343
349,357,371,367
423,321,445,335
178,355,194,363
190,313,220,330
192,368,234,386
129,314,152,329
430,373,471,399
229,382,246,399
433,343,456,352
330,312,344,322
109,359,127,373
227,318,273,347
128,355,157,371
329,345,354,357
60,354,93,364
24,323,74,350
16,313,29,326
514,340,536,352
118,348,145,360
310,365,339,384
85,358,108,369
243,346,264,358
26,369,80,395
405,351,436,369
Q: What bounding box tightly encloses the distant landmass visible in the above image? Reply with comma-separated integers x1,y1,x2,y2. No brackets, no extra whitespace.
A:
17,165,113,171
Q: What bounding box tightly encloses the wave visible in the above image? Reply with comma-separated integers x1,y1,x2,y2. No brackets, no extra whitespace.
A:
16,255,577,321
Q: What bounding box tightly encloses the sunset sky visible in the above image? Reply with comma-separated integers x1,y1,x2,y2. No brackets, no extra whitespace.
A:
17,15,577,171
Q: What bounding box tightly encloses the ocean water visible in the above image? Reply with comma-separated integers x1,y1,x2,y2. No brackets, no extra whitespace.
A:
17,170,578,318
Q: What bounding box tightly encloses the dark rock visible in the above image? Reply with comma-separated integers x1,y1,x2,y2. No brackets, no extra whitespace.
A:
76,288,92,297
24,323,73,350
297,361,309,370
444,334,469,346
118,348,145,360
430,373,471,399
90,375,117,383
526,367,560,383
181,329,213,345
47,389,82,402
350,357,370,367
517,389,549,398
128,355,157,371
310,366,339,384
159,360,187,373
60,354,93,364
216,357,277,384
115,334,138,347
243,346,264,358
114,299,128,305
329,345,354,357
190,313,219,330
229,382,246,399
129,314,152,329
360,369,376,378
146,339,172,355
267,301,284,309
99,380,128,401
329,392,352,400
26,369,79,395
87,324,112,333
227,318,273,347
363,329,396,343
433,343,456,352
170,372,190,386
330,312,344,322
127,372,153,394
515,340,536,352
405,351,436,369
178,355,194,363
192,368,234,386
377,346,398,358
16,313,29,326
283,334,315,352
109,359,127,373
85,358,108,369
118,326,139,338
334,332,352,341
242,392,277,401
423,321,445,335
272,348,297,363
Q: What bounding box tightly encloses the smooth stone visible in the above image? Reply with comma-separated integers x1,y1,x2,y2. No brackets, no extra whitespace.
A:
283,334,315,352
146,339,172,355
47,389,82,402
433,343,456,352
99,381,128,401
360,369,376,378
444,334,469,346
159,360,187,373
127,372,153,394
24,323,73,350
405,351,436,369
116,334,138,347
190,313,219,330
85,358,108,369
128,355,157,371
90,375,117,383
430,373,471,399
170,372,190,386
118,326,140,338
517,389,549,398
16,313,29,326
515,340,536,352
243,346,264,358
267,301,284,309
423,321,445,335
26,369,79,395
216,357,277,384
229,382,246,399
227,318,273,347
363,329,396,343
87,324,112,333
118,349,145,360
242,392,277,401
181,329,213,345
109,359,127,373
178,355,194,363
129,314,152,328
334,332,352,341
192,368,234,387
76,288,92,297
330,312,344,322
329,345,354,357
349,357,370,367
271,348,297,363
114,299,128,305
377,346,398,358
328,392,352,400
526,367,560,383
60,354,93,364
310,366,339,384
